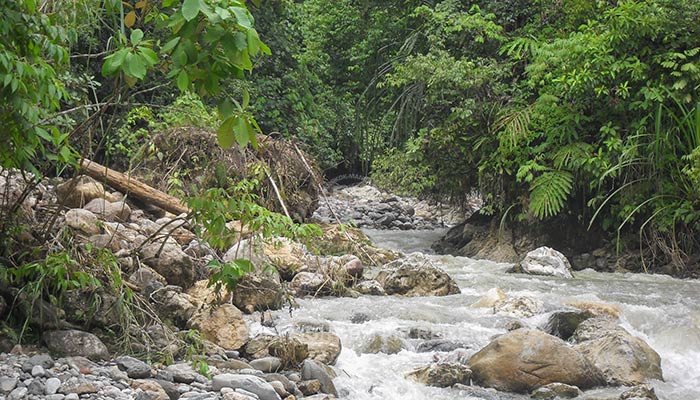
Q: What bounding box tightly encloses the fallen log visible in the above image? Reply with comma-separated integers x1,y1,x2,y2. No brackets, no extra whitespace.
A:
79,158,190,215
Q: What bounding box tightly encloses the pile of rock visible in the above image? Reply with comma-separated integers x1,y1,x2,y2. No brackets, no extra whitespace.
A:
0,344,339,400
312,184,473,230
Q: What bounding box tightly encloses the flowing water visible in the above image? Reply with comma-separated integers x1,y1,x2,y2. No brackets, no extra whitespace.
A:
251,229,700,400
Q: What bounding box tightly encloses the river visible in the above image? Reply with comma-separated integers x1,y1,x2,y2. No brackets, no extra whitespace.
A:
252,229,700,400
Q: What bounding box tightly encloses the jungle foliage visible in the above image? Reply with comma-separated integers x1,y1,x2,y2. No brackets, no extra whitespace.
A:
2,0,700,274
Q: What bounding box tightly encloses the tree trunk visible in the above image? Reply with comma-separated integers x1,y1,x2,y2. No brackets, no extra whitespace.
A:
79,158,190,215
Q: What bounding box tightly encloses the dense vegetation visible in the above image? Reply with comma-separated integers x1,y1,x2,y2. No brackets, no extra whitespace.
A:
2,0,700,274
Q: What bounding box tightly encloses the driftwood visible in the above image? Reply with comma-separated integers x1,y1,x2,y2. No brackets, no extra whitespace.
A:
79,158,190,215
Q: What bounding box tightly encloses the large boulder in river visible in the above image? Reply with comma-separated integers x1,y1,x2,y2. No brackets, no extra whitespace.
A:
572,318,663,385
187,304,249,350
513,247,574,278
375,254,460,297
468,329,604,393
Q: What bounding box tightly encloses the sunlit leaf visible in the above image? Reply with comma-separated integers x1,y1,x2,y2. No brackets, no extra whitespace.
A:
124,10,137,28
217,117,237,149
182,0,200,21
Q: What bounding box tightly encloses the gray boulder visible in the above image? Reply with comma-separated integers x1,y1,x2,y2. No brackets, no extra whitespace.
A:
573,319,663,385
212,374,281,400
140,242,195,289
518,247,574,278
43,329,110,361
375,254,460,297
301,359,337,396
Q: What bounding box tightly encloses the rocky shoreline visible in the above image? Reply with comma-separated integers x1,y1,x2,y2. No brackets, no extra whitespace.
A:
0,173,669,400
311,185,478,230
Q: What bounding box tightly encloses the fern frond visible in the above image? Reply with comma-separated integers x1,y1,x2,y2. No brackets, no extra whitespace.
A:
553,142,593,169
494,104,534,148
529,171,574,219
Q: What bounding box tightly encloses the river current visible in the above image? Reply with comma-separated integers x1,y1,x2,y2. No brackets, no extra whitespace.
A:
251,229,700,400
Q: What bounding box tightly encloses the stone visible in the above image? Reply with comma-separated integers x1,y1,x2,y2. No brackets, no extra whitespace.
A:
494,295,544,318
543,310,595,340
115,356,152,379
31,364,45,377
8,387,28,400
268,380,288,397
212,374,281,400
232,273,284,314
471,288,507,308
165,363,198,384
530,382,582,399
129,267,168,291
250,357,282,373
187,305,249,350
567,301,621,319
27,379,45,396
406,362,472,387
83,198,132,222
416,339,470,353
43,330,110,361
573,320,663,385
518,247,574,278
131,379,169,400
261,374,297,396
290,272,330,296
354,280,386,296
260,238,310,281
56,175,105,208
45,377,61,395
375,254,460,297
292,332,342,365
64,208,101,235
360,334,406,354
24,354,54,371
468,329,604,393
267,337,310,369
141,242,195,289
301,360,337,397
151,287,198,328
0,378,18,393
297,380,321,396
620,384,659,400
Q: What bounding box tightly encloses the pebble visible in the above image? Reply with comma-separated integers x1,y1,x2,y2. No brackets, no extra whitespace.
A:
45,377,61,395
31,364,45,377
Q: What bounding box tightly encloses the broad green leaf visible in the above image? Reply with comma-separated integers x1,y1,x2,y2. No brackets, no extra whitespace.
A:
217,117,237,149
247,28,260,56
124,53,147,79
130,29,144,46
218,99,234,119
176,70,190,91
231,7,252,29
182,0,200,21
138,47,158,66
161,37,180,53
101,49,128,76
234,116,252,147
